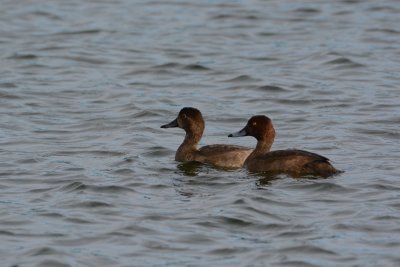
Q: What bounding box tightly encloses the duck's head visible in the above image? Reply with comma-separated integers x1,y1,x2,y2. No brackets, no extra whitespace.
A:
161,107,205,135
228,115,275,141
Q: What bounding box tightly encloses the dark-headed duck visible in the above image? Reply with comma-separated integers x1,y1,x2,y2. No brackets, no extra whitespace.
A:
228,115,340,177
161,107,252,169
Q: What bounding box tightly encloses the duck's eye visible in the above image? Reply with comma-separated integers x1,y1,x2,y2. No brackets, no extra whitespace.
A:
252,122,257,126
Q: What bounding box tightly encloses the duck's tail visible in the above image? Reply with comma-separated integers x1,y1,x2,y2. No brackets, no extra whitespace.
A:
304,160,343,178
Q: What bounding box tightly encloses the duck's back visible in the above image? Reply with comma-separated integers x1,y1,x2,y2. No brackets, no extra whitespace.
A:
195,144,252,169
245,149,339,177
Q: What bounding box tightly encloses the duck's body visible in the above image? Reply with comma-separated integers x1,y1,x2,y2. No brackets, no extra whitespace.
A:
196,145,252,169
245,149,338,178
229,116,340,177
161,107,252,169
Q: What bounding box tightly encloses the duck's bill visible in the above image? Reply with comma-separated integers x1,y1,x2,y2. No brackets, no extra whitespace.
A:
228,127,247,137
161,118,178,128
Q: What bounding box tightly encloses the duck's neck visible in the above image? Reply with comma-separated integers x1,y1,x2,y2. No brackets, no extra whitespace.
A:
176,131,201,161
245,138,274,163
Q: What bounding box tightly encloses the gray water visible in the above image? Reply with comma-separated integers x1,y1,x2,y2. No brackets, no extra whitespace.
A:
1,0,400,266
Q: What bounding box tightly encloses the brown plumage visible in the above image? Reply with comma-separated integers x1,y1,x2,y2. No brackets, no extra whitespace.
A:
161,107,252,169
229,115,341,177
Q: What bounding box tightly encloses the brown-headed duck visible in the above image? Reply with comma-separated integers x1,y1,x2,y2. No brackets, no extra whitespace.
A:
161,107,252,169
228,115,340,177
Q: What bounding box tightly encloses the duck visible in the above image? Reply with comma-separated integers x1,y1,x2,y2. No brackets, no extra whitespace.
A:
161,107,252,169
228,115,340,177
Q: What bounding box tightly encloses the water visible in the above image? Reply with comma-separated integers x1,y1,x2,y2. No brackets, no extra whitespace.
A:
1,0,400,266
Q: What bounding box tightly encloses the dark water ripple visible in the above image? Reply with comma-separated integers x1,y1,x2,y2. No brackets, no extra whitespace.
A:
1,0,400,266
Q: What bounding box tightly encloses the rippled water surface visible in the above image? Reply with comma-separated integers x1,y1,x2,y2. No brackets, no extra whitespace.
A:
1,0,400,266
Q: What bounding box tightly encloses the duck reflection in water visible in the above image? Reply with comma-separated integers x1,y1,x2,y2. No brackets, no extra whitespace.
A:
176,161,205,176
